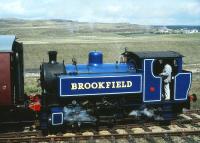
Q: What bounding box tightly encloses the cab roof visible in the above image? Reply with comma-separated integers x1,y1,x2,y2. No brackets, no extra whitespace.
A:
125,51,183,59
0,35,16,52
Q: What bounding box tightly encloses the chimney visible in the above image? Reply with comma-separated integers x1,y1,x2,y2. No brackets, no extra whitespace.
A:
48,51,57,64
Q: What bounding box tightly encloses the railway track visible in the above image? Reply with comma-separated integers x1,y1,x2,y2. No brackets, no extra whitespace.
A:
0,109,200,143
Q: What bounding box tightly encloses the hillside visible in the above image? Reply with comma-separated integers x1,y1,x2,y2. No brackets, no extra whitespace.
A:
1,19,199,108
0,19,199,70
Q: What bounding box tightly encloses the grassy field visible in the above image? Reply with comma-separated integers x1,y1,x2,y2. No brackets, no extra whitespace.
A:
0,19,199,108
22,33,200,70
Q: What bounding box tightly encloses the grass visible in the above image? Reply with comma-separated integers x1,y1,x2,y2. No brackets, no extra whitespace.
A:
23,33,200,70
0,19,199,108
190,73,200,109
24,77,41,95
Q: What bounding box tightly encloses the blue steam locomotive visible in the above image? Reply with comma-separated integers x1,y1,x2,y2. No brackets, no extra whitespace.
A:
40,49,193,131
0,35,196,133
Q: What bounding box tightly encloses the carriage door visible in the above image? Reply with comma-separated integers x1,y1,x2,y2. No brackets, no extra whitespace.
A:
143,59,162,102
0,53,12,105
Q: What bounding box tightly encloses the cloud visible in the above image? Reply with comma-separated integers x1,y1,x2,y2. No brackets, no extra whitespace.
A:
106,5,122,13
181,1,200,15
0,0,199,25
0,0,25,16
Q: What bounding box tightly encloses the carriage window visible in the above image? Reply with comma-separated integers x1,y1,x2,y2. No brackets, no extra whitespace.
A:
153,59,163,76
153,59,178,76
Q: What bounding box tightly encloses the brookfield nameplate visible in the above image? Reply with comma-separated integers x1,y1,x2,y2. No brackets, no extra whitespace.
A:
59,75,142,96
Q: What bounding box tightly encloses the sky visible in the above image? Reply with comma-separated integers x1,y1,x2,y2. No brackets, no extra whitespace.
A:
0,0,199,25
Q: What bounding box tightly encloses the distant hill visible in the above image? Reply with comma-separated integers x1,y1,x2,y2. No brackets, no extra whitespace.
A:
0,18,153,37
166,25,200,31
153,25,200,31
